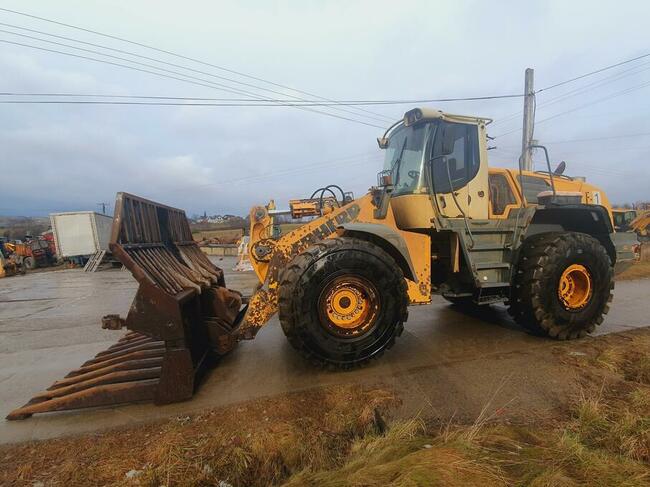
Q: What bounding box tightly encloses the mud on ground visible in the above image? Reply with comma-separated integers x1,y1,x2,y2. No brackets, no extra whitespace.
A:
618,259,650,281
2,327,649,486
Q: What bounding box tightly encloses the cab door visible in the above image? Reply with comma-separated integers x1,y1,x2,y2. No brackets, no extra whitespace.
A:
430,121,488,219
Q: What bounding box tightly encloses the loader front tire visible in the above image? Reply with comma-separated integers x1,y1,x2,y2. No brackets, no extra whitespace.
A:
278,237,408,369
509,232,613,339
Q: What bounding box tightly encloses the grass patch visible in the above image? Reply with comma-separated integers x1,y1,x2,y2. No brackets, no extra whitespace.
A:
3,389,649,487
3,331,650,486
572,391,650,463
285,389,650,487
1,386,398,487
593,334,650,386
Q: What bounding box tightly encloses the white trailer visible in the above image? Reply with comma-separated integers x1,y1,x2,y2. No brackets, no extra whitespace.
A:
49,211,113,260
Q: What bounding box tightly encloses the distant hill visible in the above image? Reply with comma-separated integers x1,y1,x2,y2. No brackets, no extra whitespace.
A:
0,216,50,240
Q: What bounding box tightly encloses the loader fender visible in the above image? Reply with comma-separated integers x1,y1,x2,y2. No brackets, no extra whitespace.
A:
337,222,417,282
524,205,617,265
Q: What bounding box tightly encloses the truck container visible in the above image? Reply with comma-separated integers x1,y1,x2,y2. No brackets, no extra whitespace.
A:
49,212,113,260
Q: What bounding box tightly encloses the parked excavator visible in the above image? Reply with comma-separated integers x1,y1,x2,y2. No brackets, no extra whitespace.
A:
7,107,638,420
612,207,650,242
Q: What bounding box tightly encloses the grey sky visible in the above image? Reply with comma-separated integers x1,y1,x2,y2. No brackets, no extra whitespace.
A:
1,0,649,217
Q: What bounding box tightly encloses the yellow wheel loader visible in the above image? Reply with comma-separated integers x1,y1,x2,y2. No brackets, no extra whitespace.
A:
7,108,638,420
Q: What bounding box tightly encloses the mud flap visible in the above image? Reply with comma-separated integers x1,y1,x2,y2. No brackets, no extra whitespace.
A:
7,193,244,420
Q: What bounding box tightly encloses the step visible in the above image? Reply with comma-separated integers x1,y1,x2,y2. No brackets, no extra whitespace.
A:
479,281,511,288
469,243,510,251
467,227,514,234
475,262,511,270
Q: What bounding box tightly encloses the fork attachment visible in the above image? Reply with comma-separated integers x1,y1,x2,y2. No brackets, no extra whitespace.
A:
7,193,244,420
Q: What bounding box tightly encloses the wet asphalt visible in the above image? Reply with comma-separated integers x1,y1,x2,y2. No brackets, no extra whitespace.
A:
1,256,648,444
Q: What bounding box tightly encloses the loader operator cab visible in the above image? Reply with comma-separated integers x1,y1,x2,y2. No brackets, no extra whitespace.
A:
383,117,480,197
380,108,489,228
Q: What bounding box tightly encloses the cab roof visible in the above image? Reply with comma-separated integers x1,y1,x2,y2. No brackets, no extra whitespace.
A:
403,107,493,127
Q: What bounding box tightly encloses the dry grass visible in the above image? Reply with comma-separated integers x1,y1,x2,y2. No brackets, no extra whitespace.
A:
286,389,650,486
573,390,650,462
1,386,398,487
3,332,650,486
284,418,509,487
192,228,243,244
287,331,650,486
593,333,650,386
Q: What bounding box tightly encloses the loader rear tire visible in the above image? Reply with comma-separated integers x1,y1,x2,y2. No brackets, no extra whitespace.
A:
509,232,613,339
278,237,408,369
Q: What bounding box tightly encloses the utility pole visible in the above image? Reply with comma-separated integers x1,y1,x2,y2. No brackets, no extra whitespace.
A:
520,68,535,171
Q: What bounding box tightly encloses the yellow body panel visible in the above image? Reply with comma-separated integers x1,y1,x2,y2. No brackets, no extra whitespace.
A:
631,212,650,237
390,194,436,230
485,167,614,224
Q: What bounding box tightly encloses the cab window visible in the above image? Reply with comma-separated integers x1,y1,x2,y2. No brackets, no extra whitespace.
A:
430,122,480,194
489,173,516,215
517,175,550,204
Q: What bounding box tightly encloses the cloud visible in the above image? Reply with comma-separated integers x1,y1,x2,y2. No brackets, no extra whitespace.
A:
0,0,649,216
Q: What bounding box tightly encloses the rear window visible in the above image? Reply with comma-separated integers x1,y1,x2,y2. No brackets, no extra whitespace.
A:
517,175,550,204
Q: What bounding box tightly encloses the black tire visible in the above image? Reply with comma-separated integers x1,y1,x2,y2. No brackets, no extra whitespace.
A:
23,256,36,270
278,237,408,369
509,232,613,339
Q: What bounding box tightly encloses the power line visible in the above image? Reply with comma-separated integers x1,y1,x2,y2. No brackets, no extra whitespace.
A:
0,38,387,129
0,101,390,106
0,8,394,123
534,61,650,109
534,79,650,126
492,79,650,138
0,23,394,124
0,91,524,104
0,28,392,124
492,59,650,129
538,52,650,92
0,92,272,101
0,92,525,106
148,151,383,195
2,7,648,127
491,54,650,130
498,131,650,148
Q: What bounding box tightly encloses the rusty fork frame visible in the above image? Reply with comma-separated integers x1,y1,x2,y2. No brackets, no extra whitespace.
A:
7,193,244,420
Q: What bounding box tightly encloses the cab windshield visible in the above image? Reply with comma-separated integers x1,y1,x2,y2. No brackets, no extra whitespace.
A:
614,210,636,227
383,122,437,196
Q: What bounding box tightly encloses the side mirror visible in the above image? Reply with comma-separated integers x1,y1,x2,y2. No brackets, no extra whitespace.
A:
554,160,566,175
440,125,456,156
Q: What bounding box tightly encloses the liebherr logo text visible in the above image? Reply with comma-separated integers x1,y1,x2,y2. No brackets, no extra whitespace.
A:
294,204,360,250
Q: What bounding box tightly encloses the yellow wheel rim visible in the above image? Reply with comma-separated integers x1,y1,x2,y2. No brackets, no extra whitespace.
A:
319,276,379,337
558,264,592,310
